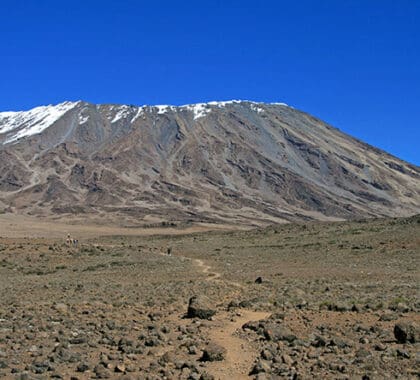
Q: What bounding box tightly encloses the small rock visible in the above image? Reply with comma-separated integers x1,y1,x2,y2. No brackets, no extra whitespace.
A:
282,354,293,366
0,360,8,369
329,303,349,312
255,277,263,284
115,363,126,373
379,312,398,321
69,337,87,345
125,364,136,373
261,349,273,361
355,348,371,358
94,365,111,379
53,303,68,313
351,304,361,312
396,349,410,359
242,320,261,332
255,374,270,380
250,360,271,374
395,303,410,313
239,300,253,308
76,363,90,372
269,312,285,321
329,337,350,348
188,345,198,355
311,335,327,347
200,372,214,380
307,348,319,359
374,343,387,351
227,300,239,310
159,351,176,365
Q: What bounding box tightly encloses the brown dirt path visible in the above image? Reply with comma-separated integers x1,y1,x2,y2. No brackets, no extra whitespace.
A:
194,258,221,280
174,252,270,378
147,245,270,378
192,257,246,290
204,310,270,379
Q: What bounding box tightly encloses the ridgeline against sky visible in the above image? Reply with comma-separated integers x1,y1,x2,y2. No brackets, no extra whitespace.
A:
1,0,419,165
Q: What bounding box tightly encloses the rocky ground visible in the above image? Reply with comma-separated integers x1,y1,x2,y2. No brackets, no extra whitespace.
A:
0,215,419,379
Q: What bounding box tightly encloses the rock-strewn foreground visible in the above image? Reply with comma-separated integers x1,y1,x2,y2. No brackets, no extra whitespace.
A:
1,100,419,225
0,215,419,379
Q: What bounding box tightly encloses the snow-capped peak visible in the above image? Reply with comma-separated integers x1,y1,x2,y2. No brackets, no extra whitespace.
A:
0,100,291,144
102,100,290,122
0,101,79,143
177,100,289,120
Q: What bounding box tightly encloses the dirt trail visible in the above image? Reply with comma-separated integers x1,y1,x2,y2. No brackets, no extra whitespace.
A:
205,310,270,379
173,253,270,378
194,258,221,280
193,257,246,291
153,247,271,378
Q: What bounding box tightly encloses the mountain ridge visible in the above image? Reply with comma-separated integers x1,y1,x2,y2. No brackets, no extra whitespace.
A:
0,100,419,226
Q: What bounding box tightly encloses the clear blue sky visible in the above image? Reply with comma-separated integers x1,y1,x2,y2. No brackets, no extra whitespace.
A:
1,0,419,165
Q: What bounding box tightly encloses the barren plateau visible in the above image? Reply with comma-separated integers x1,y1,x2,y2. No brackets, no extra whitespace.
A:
0,215,418,379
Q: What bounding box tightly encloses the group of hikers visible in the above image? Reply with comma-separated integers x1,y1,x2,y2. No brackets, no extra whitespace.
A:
65,234,172,254
66,234,79,247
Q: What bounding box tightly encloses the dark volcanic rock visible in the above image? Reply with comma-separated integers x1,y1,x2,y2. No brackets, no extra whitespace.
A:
200,372,215,380
187,295,216,319
200,343,226,362
94,366,111,379
250,360,271,375
394,322,419,343
263,323,296,343
76,362,90,372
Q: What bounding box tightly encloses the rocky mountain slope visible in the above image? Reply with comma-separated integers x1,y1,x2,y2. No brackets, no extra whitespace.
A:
0,100,419,225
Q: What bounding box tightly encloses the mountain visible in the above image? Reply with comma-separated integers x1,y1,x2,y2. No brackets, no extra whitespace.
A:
0,100,419,226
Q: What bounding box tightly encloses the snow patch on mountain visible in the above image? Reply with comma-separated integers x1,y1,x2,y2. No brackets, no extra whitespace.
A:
250,104,265,113
207,100,243,107
181,103,211,120
131,107,145,123
153,105,176,115
78,108,90,124
271,102,289,107
111,105,131,123
0,101,78,144
79,114,89,124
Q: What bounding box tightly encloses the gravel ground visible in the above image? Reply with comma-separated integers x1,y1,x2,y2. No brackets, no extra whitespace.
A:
0,215,419,379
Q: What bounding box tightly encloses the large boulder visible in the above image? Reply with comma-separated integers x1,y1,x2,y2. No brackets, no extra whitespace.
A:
201,343,226,362
394,322,419,343
263,323,296,343
187,295,216,319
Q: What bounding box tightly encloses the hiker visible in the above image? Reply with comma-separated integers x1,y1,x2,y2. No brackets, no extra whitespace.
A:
167,247,172,256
